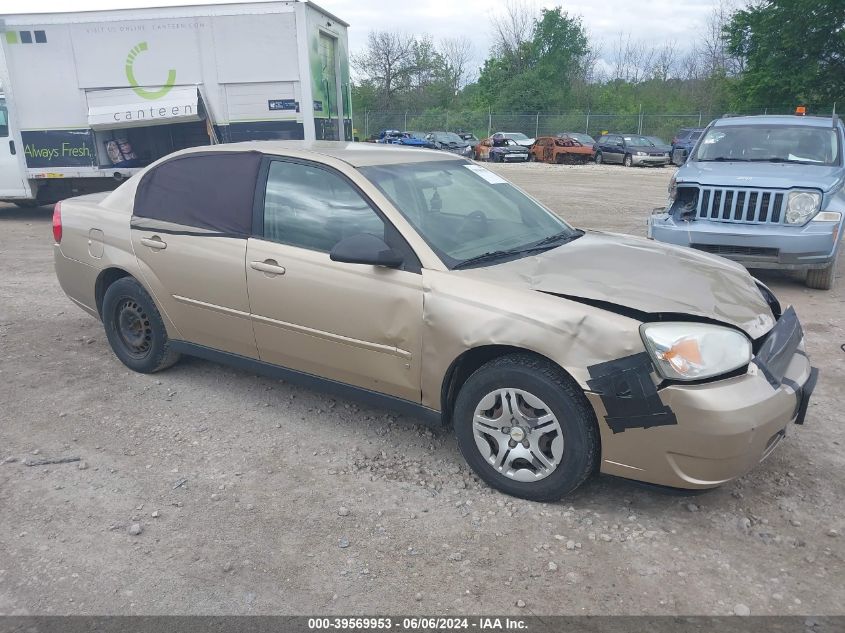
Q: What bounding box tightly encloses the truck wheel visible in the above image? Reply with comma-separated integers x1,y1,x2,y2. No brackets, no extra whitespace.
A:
453,354,599,501
623,154,633,167
805,256,837,290
102,277,181,373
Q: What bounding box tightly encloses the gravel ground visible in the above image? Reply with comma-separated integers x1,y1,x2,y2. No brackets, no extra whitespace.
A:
0,162,843,616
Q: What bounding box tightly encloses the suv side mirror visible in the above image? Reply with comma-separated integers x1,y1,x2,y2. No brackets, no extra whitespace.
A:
330,233,404,268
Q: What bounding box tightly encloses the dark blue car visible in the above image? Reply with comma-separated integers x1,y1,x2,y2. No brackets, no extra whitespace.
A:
671,128,705,165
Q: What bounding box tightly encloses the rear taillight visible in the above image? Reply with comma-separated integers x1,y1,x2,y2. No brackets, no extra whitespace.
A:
52,201,62,243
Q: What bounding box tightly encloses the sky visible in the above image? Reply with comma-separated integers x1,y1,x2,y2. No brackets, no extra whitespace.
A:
0,0,721,69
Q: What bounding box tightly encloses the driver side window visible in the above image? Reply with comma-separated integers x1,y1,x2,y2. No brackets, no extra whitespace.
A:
0,104,9,138
263,160,385,253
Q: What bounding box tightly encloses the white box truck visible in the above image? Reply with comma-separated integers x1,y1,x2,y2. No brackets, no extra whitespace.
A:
0,1,352,206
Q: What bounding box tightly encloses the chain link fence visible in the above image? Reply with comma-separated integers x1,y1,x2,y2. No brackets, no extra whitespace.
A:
355,107,836,142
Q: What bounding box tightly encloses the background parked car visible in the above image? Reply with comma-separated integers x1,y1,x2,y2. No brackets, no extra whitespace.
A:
426,131,474,157
530,134,595,164
475,136,531,162
456,131,481,150
645,135,673,155
377,130,433,148
595,134,671,167
671,127,706,164
493,131,535,147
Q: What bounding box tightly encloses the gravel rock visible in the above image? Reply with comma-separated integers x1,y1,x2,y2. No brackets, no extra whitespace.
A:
734,604,751,616
827,529,839,537
565,540,576,550
337,506,350,517
449,552,463,562
565,572,579,584
415,593,423,601
686,503,700,512
547,561,558,571
77,461,89,470
151,510,160,518
338,537,350,548
128,523,143,536
516,599,526,608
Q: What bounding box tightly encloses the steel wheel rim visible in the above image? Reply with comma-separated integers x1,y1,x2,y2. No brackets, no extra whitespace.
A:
472,388,564,482
115,298,152,359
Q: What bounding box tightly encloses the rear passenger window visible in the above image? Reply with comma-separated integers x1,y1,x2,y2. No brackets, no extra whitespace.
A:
134,152,261,235
262,160,385,253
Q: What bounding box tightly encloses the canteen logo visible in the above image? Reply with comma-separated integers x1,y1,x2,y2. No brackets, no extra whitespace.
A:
125,42,176,100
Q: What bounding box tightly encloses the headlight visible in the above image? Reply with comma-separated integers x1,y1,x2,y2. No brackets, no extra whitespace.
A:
636,151,647,156
640,322,751,381
785,191,821,224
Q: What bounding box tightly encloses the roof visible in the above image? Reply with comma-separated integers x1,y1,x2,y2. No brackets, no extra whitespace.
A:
179,140,466,167
0,1,348,27
713,115,841,128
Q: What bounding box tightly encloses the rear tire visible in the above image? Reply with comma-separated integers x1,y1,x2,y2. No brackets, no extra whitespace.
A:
595,152,603,165
623,154,633,167
453,354,599,501
102,277,181,373
805,255,837,290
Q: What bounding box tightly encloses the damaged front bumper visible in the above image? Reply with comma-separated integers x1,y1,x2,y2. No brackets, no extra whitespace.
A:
588,307,818,489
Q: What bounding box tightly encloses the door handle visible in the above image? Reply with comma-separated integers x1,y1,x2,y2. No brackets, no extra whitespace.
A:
9,140,16,155
140,236,167,250
250,259,286,276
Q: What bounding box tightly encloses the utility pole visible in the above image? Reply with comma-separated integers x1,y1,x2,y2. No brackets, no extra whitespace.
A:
535,112,540,139
487,108,492,138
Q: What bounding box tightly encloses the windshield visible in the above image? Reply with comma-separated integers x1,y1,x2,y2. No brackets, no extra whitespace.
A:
436,132,464,143
694,124,841,165
565,133,594,145
647,136,667,146
624,136,653,147
359,161,577,268
503,132,529,141
406,131,426,139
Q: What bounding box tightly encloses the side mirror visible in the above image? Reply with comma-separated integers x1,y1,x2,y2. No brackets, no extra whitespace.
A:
330,233,404,268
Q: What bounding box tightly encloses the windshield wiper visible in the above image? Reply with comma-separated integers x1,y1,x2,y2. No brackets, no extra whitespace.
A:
696,157,751,162
453,230,584,270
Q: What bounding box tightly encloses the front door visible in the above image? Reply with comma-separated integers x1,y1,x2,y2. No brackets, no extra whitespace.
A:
246,158,424,402
0,99,30,199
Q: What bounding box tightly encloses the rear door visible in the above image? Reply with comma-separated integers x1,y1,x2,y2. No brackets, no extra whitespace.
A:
245,157,424,402
130,151,261,358
0,99,30,199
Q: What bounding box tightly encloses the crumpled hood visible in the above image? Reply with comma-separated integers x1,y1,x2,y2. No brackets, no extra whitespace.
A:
678,161,844,193
493,145,529,154
459,231,775,339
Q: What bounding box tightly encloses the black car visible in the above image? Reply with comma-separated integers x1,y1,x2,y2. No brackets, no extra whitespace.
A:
594,133,670,167
426,131,474,157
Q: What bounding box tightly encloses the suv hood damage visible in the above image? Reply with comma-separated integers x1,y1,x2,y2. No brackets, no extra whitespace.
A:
678,162,844,193
459,231,776,339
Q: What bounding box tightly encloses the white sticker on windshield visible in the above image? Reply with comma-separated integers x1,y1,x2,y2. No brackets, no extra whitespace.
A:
464,164,507,184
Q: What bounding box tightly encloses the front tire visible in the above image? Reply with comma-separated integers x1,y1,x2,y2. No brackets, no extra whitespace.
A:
805,255,837,290
595,151,603,165
453,354,599,501
623,154,633,167
102,277,181,373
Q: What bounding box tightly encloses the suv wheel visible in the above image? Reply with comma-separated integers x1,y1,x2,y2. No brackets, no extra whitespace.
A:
805,254,837,290
453,354,599,501
102,277,181,373
623,154,633,167
595,151,603,165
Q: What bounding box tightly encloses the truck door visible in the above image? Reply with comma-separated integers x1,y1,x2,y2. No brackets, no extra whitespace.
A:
0,99,31,200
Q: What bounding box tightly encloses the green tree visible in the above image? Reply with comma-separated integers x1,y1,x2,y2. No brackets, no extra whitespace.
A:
725,0,845,109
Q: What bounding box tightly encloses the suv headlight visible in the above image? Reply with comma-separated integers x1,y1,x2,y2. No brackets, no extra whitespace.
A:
636,151,647,156
785,191,821,224
640,322,751,381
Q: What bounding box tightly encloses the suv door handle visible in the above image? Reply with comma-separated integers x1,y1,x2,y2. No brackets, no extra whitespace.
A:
250,259,286,276
9,140,16,155
140,236,167,250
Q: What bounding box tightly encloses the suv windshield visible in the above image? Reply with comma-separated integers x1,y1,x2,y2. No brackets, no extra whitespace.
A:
359,161,578,268
694,124,841,165
503,133,529,141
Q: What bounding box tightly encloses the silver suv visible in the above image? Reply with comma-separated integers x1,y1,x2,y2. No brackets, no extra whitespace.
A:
648,115,844,289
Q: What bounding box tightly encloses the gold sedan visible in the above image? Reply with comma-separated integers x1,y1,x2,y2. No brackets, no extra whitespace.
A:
52,142,817,501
